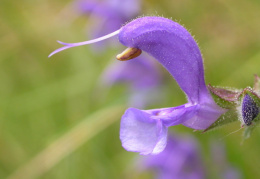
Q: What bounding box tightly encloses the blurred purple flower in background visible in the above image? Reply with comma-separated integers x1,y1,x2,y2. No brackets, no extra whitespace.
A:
211,142,241,179
137,136,241,179
76,0,141,49
101,56,162,108
141,133,205,179
77,0,140,21
49,16,227,155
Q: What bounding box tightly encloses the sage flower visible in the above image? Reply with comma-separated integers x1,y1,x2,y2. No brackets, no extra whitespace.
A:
49,16,226,154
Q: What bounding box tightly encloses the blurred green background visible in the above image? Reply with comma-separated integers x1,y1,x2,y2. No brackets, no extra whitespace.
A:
1,0,260,178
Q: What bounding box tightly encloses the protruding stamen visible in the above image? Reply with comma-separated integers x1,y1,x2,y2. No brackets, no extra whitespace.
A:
49,29,120,58
116,47,142,61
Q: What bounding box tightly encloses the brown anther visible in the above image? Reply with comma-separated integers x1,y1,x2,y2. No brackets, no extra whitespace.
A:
116,47,142,61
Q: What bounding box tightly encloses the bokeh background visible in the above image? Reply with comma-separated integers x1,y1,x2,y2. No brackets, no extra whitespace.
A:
1,0,260,178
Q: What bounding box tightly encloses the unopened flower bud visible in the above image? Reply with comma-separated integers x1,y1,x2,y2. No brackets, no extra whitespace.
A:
242,94,259,126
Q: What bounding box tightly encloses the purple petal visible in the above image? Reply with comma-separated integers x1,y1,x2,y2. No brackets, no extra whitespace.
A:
156,104,198,126
182,103,226,130
120,108,168,155
118,17,209,104
120,105,199,155
117,17,226,131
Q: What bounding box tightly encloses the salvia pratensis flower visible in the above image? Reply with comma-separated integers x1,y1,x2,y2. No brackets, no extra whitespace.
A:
49,16,227,154
142,133,205,179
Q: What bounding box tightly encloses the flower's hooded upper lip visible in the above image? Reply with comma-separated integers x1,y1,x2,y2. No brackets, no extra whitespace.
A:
118,17,209,104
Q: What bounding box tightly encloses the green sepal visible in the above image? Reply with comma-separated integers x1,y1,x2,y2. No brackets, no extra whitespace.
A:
205,75,260,137
241,88,260,108
204,108,238,132
207,84,240,109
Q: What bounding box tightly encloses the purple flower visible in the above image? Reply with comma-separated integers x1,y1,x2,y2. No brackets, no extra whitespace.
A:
101,56,162,108
49,16,226,154
142,134,205,179
77,0,140,19
118,17,226,154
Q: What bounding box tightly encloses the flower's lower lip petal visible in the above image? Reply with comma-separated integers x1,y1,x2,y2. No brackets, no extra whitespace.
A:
120,108,167,155
160,104,199,127
151,122,168,155
182,103,226,130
